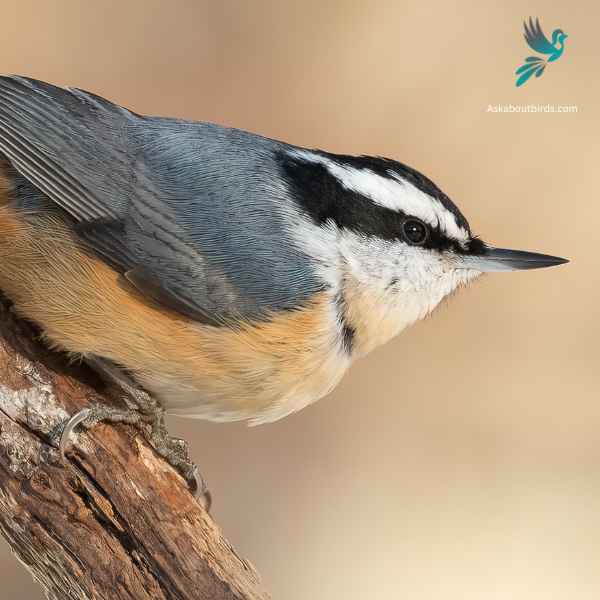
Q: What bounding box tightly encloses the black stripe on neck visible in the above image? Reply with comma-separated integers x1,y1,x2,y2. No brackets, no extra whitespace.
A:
335,292,355,355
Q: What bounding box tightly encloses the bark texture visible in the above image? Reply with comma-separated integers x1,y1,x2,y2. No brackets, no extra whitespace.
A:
0,295,270,600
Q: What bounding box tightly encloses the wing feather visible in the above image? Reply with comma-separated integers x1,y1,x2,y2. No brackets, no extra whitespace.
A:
0,75,322,324
0,77,126,220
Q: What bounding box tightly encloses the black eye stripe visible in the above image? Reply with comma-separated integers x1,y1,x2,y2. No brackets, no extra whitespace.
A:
281,152,467,252
314,151,471,234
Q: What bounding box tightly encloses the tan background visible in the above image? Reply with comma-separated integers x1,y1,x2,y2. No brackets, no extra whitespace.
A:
0,1,598,598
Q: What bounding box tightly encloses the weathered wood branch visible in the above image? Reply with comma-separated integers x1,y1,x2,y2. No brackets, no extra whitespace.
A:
0,295,270,600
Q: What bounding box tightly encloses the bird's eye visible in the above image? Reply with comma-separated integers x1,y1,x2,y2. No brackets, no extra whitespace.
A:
402,218,428,245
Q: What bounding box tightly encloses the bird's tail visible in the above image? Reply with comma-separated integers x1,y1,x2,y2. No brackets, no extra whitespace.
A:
515,56,546,87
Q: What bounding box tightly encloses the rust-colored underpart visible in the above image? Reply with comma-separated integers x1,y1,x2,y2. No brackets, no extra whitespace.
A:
0,294,270,599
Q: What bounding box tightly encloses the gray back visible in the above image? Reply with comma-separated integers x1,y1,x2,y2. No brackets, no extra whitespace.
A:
0,76,324,324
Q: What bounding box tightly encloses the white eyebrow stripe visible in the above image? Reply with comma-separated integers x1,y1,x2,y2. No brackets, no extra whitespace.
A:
289,149,467,241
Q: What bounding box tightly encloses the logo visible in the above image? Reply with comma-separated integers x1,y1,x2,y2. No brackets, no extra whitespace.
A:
515,18,568,87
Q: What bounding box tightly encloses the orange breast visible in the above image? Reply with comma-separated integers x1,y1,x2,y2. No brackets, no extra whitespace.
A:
0,182,349,423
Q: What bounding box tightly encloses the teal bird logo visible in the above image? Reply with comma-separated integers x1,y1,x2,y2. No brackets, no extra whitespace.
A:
515,18,568,87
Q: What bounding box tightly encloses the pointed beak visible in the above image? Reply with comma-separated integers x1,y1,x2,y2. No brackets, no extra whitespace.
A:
461,244,569,272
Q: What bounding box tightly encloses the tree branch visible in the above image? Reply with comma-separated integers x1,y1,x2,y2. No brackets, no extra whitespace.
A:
0,295,270,600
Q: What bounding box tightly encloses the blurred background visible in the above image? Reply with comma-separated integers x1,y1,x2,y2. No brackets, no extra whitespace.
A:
0,1,598,598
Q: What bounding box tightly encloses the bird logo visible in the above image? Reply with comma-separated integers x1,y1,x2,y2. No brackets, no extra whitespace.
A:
515,18,568,87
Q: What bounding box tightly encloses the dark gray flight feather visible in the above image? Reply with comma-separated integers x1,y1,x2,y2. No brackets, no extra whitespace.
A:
0,75,324,324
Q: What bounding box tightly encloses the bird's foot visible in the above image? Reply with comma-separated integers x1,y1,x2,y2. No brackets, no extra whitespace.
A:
57,404,211,510
54,356,210,508
145,408,211,510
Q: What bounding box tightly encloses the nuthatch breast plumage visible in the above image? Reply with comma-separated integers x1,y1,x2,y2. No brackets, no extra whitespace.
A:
0,76,568,499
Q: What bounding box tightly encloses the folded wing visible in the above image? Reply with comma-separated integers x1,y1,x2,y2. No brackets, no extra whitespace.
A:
0,76,322,325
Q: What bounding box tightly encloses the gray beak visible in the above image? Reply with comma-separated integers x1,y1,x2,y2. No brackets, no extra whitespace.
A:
461,244,569,272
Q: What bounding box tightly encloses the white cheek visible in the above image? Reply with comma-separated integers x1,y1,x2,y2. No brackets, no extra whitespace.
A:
398,279,412,293
337,234,480,354
373,247,481,331
408,267,481,319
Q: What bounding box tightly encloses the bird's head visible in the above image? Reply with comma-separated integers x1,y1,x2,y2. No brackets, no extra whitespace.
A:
283,150,568,355
552,29,568,46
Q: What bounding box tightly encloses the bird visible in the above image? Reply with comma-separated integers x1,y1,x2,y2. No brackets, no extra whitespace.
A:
0,75,568,502
515,18,568,87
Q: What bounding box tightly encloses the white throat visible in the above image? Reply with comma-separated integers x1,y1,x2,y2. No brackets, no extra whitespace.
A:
337,232,481,356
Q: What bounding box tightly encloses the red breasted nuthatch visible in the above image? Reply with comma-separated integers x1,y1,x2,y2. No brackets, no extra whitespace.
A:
0,76,568,498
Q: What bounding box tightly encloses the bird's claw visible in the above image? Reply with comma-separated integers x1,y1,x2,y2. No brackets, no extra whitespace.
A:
57,405,211,509
58,407,94,457
191,465,212,512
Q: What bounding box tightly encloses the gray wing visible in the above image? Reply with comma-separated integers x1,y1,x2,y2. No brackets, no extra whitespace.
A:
523,18,555,55
0,75,323,324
